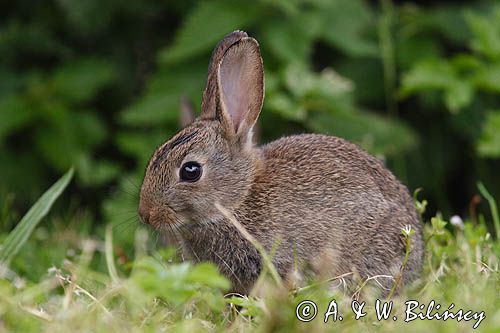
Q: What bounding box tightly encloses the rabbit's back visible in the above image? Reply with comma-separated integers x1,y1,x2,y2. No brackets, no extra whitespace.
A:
240,133,423,286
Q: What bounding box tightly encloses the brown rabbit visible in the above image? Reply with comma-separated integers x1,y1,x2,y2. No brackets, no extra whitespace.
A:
139,31,423,294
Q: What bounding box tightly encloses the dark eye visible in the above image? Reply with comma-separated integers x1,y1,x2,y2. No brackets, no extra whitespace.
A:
180,161,202,182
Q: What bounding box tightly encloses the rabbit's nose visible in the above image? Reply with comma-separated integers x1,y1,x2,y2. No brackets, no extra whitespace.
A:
138,200,151,225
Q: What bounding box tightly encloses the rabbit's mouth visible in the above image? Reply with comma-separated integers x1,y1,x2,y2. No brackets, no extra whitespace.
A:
138,200,184,231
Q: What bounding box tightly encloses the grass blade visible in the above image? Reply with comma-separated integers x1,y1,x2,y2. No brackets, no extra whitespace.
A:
214,202,283,287
105,224,120,284
477,181,500,239
0,168,74,265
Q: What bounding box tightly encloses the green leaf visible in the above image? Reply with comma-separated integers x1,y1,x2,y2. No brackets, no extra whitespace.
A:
187,263,230,290
51,58,116,103
400,59,456,95
130,258,229,305
120,93,180,126
477,111,500,158
262,10,321,64
474,63,500,93
284,64,354,101
265,92,307,121
76,155,121,186
0,95,32,143
443,80,474,113
400,58,475,111
318,0,378,57
120,63,206,126
0,168,73,265
396,36,442,69
430,216,447,234
258,0,301,15
308,108,418,156
116,130,171,165
399,5,470,46
158,1,258,64
0,68,26,98
57,0,114,35
36,111,107,171
225,295,262,317
465,9,500,60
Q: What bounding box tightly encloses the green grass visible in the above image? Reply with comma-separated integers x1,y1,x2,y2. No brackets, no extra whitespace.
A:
0,189,499,332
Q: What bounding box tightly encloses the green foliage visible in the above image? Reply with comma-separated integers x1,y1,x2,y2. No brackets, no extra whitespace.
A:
399,4,500,162
130,258,230,305
1,0,499,220
477,111,500,157
159,1,258,64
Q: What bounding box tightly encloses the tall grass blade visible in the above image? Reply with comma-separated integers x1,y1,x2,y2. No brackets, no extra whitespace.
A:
214,202,282,287
105,224,120,283
0,168,74,265
477,181,500,239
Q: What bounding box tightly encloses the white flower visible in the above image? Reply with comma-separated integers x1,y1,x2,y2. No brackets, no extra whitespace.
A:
402,225,413,237
450,215,464,229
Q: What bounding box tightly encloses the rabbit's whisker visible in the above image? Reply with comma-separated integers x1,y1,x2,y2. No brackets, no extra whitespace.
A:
113,216,139,235
117,187,139,200
173,223,201,262
124,177,140,191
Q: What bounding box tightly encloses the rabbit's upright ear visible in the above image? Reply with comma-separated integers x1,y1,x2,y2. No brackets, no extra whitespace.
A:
217,37,264,138
200,31,264,143
216,37,264,141
201,31,248,120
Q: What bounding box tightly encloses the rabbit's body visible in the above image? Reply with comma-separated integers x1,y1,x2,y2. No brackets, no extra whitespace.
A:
179,133,422,292
139,31,423,294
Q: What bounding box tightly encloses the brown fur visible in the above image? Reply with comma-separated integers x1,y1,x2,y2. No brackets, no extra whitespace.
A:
139,31,423,294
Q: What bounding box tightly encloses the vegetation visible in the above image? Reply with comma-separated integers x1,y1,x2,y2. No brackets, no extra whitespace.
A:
1,0,499,332
0,168,499,332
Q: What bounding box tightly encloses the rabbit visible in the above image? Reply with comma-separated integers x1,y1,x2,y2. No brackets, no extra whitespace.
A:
139,30,424,294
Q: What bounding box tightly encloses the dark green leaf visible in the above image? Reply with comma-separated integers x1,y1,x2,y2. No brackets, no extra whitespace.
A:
158,1,258,64
52,58,116,103
318,0,378,57
308,109,418,156
477,111,500,158
0,95,32,143
465,9,500,60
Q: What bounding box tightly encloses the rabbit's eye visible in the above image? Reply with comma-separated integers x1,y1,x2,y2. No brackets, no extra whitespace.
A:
180,161,202,182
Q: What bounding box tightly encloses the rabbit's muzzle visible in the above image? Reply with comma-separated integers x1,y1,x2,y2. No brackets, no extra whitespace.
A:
139,194,180,231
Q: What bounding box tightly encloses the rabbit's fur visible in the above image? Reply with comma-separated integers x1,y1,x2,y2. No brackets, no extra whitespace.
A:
139,31,423,294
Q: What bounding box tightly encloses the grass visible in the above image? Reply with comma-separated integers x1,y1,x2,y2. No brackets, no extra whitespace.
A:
0,181,499,332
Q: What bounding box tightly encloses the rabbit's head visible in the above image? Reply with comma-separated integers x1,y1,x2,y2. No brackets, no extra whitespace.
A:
139,31,264,230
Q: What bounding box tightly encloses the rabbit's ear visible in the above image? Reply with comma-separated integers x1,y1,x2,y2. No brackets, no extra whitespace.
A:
179,95,196,128
216,37,264,141
201,31,248,120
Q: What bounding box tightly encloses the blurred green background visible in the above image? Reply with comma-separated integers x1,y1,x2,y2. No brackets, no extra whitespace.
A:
1,0,500,233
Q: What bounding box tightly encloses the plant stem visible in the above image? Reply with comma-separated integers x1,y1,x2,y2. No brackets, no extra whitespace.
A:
388,229,412,299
